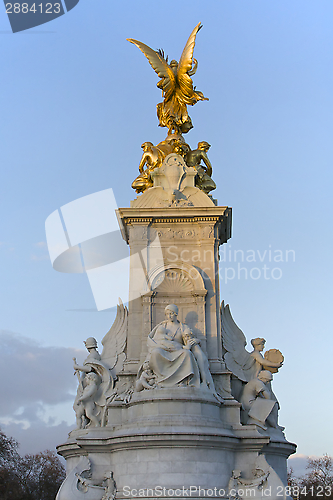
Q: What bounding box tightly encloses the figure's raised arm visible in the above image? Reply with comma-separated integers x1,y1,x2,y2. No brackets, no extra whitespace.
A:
73,358,92,373
251,351,282,369
188,58,198,77
201,151,213,177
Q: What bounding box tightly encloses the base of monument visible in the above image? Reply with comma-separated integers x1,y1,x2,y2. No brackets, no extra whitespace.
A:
57,388,296,500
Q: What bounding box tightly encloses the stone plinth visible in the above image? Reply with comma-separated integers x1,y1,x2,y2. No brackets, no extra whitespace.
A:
117,205,232,374
58,386,295,499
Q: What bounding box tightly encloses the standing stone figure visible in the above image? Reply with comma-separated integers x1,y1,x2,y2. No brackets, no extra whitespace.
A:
71,301,129,429
73,371,101,429
72,337,114,429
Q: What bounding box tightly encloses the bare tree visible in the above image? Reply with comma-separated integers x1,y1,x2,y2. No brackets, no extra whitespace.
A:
288,454,333,499
299,454,333,498
0,428,65,500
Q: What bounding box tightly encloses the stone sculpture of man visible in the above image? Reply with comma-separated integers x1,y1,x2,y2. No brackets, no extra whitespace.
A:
240,370,278,429
73,371,101,429
72,337,113,429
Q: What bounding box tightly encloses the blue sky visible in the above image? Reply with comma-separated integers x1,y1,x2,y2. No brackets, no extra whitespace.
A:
0,0,332,471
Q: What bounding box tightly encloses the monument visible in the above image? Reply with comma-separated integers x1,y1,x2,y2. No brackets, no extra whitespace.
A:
55,24,296,500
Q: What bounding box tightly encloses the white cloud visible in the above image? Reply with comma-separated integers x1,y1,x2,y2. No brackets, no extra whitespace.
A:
2,418,73,457
288,454,315,478
0,330,84,455
30,253,49,261
1,330,81,415
31,241,49,260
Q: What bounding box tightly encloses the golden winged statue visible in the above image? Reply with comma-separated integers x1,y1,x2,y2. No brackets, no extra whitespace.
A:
127,22,208,136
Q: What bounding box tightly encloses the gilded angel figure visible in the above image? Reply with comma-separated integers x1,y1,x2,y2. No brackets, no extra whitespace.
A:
127,23,208,136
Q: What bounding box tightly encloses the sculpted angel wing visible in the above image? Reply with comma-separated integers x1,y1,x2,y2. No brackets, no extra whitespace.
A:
178,22,202,75
221,301,253,382
55,457,99,500
127,38,176,101
177,22,208,104
101,298,128,375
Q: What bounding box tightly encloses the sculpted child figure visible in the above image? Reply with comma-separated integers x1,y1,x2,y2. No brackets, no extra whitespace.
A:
135,360,157,392
250,338,283,379
182,330,219,397
153,324,182,351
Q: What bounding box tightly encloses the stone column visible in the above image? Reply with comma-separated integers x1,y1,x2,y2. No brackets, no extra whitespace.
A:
117,206,232,373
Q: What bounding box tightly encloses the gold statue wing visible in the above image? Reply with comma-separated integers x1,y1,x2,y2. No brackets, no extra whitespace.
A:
177,22,203,103
127,38,176,101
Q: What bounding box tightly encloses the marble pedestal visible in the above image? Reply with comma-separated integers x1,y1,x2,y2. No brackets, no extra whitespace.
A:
58,385,295,499
56,153,296,500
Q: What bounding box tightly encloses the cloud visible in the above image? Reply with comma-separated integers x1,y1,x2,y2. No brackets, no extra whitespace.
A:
288,454,315,478
1,417,73,457
0,330,84,455
1,330,82,416
30,253,49,261
31,241,49,260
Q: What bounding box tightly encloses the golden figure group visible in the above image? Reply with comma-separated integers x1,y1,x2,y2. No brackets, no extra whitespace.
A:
131,138,216,195
128,23,216,196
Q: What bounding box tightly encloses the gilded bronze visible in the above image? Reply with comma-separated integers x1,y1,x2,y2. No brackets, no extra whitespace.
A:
132,142,165,194
170,139,190,159
186,142,216,194
128,24,216,195
127,23,208,136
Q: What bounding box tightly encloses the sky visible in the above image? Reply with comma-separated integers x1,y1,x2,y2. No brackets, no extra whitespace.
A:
1,0,333,478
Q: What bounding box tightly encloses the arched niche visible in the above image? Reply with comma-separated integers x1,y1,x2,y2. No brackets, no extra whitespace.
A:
141,262,208,357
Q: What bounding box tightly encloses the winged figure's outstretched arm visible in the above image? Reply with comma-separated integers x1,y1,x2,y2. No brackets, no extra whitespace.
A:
127,38,176,101
188,58,198,77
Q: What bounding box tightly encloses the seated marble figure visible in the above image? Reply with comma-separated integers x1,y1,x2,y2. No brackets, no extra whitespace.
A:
146,304,217,394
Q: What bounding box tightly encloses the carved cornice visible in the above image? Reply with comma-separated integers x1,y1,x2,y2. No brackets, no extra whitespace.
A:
117,207,232,244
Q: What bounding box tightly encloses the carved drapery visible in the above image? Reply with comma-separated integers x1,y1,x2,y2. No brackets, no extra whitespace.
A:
140,263,207,361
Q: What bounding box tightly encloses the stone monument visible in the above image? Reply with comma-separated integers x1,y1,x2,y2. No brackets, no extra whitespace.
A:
56,23,296,500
